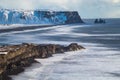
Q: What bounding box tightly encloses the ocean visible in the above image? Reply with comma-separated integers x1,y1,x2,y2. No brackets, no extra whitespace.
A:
0,20,120,80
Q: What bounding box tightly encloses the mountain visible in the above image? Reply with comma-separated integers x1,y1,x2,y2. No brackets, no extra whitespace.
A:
0,9,83,25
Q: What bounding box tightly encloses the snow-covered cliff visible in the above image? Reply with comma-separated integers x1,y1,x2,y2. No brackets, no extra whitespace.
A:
0,9,83,25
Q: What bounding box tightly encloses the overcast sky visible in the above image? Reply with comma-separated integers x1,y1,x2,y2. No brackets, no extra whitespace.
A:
0,0,120,18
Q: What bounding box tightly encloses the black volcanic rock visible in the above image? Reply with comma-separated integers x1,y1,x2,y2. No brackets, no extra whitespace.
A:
55,45,65,53
36,45,53,58
0,43,85,80
66,43,85,51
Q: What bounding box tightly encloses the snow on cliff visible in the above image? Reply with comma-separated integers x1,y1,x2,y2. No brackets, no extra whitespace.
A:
0,9,83,25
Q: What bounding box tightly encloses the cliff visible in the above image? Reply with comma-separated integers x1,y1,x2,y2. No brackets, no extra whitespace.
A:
0,9,83,25
0,43,85,80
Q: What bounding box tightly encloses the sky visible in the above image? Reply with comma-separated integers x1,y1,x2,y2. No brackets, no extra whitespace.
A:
0,0,120,18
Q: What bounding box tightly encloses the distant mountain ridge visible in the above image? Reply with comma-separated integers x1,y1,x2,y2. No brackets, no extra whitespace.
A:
0,9,83,25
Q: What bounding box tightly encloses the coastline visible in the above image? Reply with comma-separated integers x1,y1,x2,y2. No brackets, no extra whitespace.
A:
0,43,85,80
0,23,84,34
0,24,58,33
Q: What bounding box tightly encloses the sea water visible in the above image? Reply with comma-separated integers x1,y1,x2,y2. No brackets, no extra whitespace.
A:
0,22,120,80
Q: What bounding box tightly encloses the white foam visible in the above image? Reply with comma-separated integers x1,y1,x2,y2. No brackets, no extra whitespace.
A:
11,42,120,80
11,50,84,80
0,52,8,54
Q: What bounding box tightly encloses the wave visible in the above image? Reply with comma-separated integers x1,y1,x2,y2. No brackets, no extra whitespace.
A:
11,42,120,80
11,49,84,80
1,24,120,80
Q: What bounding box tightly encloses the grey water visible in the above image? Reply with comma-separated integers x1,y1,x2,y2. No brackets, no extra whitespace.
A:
0,19,120,80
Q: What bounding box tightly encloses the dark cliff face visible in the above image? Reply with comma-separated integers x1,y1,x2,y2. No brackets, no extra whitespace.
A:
39,11,84,24
63,11,84,24
0,10,83,24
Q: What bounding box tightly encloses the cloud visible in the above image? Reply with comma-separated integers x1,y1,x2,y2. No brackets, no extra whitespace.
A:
112,0,119,3
0,0,81,10
0,0,119,18
0,0,34,9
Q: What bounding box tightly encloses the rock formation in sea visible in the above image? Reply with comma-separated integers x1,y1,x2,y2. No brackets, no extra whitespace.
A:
0,9,84,25
0,43,85,80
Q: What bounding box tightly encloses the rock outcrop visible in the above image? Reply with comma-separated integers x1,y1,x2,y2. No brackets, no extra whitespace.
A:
0,43,85,80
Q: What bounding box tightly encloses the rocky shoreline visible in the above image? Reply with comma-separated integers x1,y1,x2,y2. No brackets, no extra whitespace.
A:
0,43,85,80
